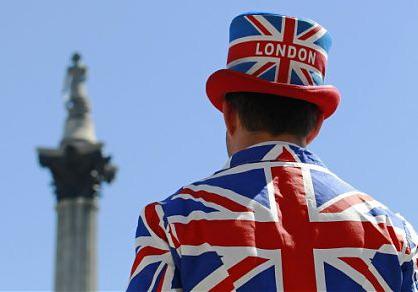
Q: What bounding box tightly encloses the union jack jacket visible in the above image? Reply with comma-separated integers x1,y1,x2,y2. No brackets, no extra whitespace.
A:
127,141,418,291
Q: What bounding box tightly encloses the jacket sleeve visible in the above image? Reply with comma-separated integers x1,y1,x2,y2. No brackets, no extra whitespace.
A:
400,219,418,291
127,202,182,291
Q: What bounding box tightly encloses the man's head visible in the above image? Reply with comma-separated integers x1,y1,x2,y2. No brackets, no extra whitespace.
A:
223,92,323,156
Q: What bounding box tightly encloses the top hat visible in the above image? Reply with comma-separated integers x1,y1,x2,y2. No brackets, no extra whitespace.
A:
206,13,341,119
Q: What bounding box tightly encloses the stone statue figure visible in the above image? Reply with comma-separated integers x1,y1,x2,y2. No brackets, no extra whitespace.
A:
61,53,96,144
62,53,91,117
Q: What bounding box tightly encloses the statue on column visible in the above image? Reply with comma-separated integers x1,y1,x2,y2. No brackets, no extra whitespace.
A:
61,53,97,146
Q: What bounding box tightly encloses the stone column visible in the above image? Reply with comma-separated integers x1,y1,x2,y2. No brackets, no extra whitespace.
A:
54,198,98,292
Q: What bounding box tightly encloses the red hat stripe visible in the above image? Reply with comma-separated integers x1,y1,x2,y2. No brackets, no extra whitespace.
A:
282,17,296,43
227,41,326,76
276,18,296,83
277,57,291,83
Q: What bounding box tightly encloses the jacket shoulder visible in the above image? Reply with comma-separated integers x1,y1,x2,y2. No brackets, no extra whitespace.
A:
156,171,243,220
314,170,418,254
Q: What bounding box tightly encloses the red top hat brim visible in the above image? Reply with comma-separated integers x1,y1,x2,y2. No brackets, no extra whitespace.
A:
206,69,341,119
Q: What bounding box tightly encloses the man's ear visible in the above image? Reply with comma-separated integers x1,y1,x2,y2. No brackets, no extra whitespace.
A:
222,100,238,136
306,114,324,145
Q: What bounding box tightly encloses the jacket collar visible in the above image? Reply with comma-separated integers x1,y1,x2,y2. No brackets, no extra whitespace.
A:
221,141,326,171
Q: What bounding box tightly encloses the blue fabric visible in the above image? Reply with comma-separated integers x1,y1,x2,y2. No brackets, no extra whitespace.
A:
314,33,332,53
230,15,262,42
289,145,326,166
237,266,277,291
401,260,418,291
290,69,304,85
259,65,277,82
135,216,151,238
150,264,167,292
229,61,257,74
127,262,161,292
371,253,401,291
324,263,365,291
262,14,283,33
163,198,219,217
296,19,315,35
229,144,276,168
180,252,224,291
311,70,323,85
194,168,269,208
311,170,356,207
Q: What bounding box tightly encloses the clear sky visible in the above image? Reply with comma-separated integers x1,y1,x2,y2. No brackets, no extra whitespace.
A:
1,0,417,290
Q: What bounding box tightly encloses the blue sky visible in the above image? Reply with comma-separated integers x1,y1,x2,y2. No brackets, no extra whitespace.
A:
1,0,417,290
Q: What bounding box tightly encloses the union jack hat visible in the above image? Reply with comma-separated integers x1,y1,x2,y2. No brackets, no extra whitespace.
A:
206,13,341,118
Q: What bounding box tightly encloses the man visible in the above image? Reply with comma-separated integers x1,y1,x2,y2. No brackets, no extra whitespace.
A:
127,13,418,291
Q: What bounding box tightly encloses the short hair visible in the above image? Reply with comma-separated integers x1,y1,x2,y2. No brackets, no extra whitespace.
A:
225,92,320,137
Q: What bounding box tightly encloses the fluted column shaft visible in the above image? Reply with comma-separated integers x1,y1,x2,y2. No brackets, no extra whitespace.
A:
54,197,98,292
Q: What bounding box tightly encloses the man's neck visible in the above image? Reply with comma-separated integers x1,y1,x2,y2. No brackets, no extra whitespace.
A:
229,132,307,156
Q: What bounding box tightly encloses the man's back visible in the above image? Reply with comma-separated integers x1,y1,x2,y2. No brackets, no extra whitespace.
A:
128,142,418,291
